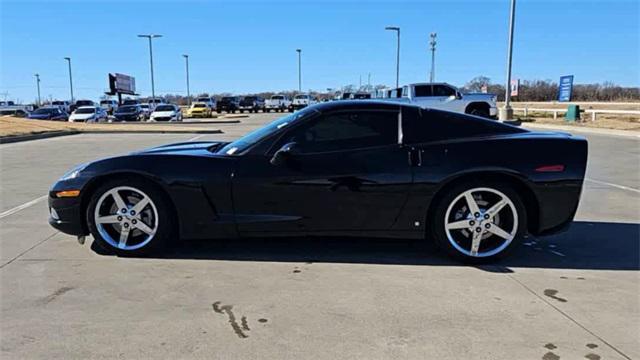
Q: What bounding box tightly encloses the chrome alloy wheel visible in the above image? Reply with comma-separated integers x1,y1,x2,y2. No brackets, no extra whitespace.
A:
444,187,518,258
93,186,159,251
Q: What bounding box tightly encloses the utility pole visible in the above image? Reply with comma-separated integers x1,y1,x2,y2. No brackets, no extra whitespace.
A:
385,26,400,88
182,54,190,105
296,49,302,93
499,0,517,121
368,73,371,89
64,57,74,102
429,33,437,82
138,34,163,101
34,74,41,106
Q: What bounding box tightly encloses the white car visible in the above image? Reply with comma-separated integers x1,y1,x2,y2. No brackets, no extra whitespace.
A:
69,106,108,123
264,95,292,112
291,94,317,110
149,104,182,122
394,83,497,118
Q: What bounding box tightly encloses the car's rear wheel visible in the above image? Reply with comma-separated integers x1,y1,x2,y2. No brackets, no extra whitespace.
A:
430,181,526,263
87,178,174,256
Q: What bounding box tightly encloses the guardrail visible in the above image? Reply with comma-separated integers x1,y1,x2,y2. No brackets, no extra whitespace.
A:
513,107,640,121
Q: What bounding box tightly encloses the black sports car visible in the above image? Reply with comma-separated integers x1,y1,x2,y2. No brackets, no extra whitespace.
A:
48,101,588,262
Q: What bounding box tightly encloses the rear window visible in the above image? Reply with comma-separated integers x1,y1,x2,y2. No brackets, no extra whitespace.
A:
154,105,175,111
76,100,93,106
197,98,210,102
76,108,96,114
295,95,308,99
402,107,524,144
271,95,284,100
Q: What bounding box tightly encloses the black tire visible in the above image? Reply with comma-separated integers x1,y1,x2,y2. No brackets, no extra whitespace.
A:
216,110,221,114
86,177,175,257
429,180,527,263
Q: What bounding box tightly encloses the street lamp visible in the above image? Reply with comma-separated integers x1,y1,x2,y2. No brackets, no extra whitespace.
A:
499,0,517,121
429,33,437,83
137,34,163,101
64,57,74,103
34,73,41,106
296,49,302,93
385,26,400,88
182,54,190,105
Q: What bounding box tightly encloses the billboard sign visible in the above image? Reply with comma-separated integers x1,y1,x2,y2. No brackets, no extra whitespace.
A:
108,73,136,95
510,79,519,97
558,75,574,102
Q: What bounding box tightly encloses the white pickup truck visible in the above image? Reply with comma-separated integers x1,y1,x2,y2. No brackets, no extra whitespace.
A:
265,95,292,112
394,83,497,118
291,94,317,110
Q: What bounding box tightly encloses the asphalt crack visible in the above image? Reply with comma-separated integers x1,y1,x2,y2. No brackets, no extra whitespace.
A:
212,301,249,339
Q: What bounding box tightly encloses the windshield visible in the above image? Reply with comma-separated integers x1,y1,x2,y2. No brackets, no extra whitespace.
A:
76,101,93,106
197,98,210,102
154,105,174,112
193,103,207,108
52,101,65,105
116,106,137,113
100,100,112,105
295,95,308,99
140,105,149,109
75,108,95,114
217,107,316,155
221,97,235,101
271,95,284,100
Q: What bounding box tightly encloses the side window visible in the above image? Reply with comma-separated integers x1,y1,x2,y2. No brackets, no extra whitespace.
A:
414,85,433,97
433,85,456,97
284,111,398,153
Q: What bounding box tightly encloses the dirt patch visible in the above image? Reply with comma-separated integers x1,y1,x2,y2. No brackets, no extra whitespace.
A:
0,116,221,137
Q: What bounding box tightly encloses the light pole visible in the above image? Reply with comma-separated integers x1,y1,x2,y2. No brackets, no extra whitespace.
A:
34,73,41,106
182,54,190,105
385,26,400,89
138,34,162,101
296,49,302,93
63,57,74,103
499,0,517,121
429,33,437,82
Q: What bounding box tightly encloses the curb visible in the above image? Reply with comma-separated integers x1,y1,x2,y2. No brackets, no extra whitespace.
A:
0,129,223,144
522,122,640,138
0,131,80,144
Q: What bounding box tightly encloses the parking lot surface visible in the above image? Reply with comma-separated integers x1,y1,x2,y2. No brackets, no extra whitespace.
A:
1,113,638,359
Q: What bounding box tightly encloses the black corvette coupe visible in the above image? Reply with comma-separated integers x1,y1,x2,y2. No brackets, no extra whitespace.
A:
48,101,588,262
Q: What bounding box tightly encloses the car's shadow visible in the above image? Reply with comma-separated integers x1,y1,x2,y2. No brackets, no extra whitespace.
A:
92,221,639,271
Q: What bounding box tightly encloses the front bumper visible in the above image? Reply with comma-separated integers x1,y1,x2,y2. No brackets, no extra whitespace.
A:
48,194,87,236
292,103,308,110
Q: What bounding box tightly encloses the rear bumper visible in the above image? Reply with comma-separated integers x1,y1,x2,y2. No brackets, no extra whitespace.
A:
292,104,308,110
530,180,583,236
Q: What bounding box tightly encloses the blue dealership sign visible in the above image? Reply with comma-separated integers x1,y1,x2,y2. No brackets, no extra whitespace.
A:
558,75,574,102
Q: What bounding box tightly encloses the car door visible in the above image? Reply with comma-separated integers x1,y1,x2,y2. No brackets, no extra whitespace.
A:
231,108,412,234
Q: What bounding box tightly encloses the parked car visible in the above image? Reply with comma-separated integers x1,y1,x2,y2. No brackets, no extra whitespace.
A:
99,99,118,114
195,96,217,110
71,100,94,113
48,101,588,262
239,96,265,113
51,100,71,112
122,99,140,106
186,102,212,118
386,88,403,99
0,108,29,117
264,95,292,112
69,106,108,123
291,94,317,110
139,104,151,120
28,106,68,121
393,83,497,118
0,101,16,106
216,96,241,113
149,104,182,122
112,105,145,122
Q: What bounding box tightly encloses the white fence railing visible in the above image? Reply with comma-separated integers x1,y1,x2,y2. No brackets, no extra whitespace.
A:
512,107,640,121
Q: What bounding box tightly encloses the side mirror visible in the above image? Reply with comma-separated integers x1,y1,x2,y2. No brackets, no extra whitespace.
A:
456,92,463,100
270,142,298,166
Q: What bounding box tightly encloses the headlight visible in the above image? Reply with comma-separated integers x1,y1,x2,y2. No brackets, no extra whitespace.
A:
59,163,88,181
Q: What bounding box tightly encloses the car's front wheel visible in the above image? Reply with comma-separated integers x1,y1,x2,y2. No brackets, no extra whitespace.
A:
87,178,174,256
430,181,526,263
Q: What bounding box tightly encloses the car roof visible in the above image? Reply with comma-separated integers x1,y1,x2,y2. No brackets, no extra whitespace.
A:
311,100,419,112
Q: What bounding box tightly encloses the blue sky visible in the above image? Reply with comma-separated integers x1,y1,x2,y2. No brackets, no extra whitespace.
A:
1,0,638,102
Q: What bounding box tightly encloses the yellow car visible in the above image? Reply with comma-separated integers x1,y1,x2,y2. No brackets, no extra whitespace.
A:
186,102,212,118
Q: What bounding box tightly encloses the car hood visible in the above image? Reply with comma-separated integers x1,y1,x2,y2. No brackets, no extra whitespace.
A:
151,111,176,116
131,141,228,156
70,113,94,119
